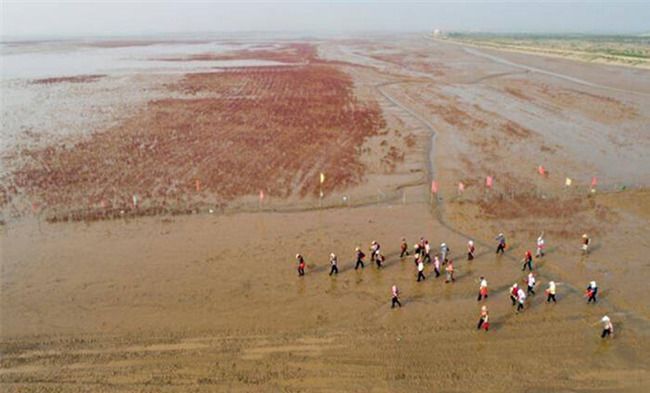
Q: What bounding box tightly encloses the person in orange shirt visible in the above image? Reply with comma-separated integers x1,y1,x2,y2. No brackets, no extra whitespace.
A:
477,276,488,301
445,260,455,283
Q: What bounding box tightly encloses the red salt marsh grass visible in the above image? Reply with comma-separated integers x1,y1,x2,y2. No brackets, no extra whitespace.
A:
5,46,386,221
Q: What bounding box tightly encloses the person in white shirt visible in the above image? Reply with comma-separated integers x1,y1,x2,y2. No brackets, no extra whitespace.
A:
433,255,441,278
477,276,488,301
582,234,591,254
328,253,338,276
423,240,432,263
370,241,380,261
391,284,401,308
374,249,385,269
527,273,536,295
440,242,450,263
600,315,613,338
517,288,526,312
536,232,545,258
467,239,475,260
417,259,426,282
546,281,557,303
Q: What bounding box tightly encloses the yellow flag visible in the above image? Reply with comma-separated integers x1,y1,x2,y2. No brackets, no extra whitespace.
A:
320,172,325,184
565,177,572,186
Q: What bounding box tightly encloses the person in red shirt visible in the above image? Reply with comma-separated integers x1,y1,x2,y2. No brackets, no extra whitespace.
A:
510,283,519,306
296,254,306,277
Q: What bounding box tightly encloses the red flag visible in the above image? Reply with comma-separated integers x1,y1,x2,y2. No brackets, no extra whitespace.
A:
431,181,438,194
195,179,201,192
486,176,493,188
591,176,598,188
458,182,465,193
537,166,546,176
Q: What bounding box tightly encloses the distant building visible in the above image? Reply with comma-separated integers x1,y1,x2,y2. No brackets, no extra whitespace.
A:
433,29,442,36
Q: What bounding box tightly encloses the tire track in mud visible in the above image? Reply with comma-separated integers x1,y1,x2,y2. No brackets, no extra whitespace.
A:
374,78,650,333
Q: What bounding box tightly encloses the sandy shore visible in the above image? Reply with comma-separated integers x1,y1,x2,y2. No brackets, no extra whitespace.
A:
1,34,650,392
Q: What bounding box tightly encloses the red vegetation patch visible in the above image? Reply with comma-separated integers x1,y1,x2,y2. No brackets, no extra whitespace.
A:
6,50,386,221
31,74,106,85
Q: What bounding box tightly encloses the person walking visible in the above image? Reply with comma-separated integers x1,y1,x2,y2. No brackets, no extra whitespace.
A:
400,237,409,258
433,255,441,278
467,239,475,260
423,240,432,263
516,287,527,312
546,281,557,303
370,241,380,261
477,276,488,301
417,258,426,282
440,242,450,263
586,281,598,303
413,243,422,260
522,250,533,271
329,253,339,276
526,272,536,295
510,283,519,306
496,233,506,254
582,234,591,255
374,249,385,268
296,254,306,277
477,305,489,331
445,260,455,283
391,284,402,308
354,247,365,270
600,315,613,338
536,232,545,258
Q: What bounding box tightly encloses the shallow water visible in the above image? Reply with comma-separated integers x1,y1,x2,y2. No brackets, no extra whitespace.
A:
0,41,284,80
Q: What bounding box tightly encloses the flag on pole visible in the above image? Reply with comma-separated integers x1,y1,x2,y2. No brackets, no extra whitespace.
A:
537,166,546,176
458,182,465,193
486,176,494,188
565,177,572,187
431,180,438,194
320,172,325,184
195,179,201,192
132,194,138,208
591,176,598,188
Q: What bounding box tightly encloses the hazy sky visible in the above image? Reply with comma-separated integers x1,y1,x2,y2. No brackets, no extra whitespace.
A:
2,1,649,38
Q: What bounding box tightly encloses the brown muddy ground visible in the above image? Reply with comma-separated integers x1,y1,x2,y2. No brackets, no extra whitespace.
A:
1,35,650,392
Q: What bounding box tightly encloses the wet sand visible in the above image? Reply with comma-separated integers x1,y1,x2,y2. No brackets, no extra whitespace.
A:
1,34,650,392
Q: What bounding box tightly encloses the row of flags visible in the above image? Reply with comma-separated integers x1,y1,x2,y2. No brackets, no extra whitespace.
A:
431,173,599,195
128,169,598,209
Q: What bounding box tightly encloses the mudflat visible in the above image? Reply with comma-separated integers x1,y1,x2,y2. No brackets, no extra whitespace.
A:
1,34,649,392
